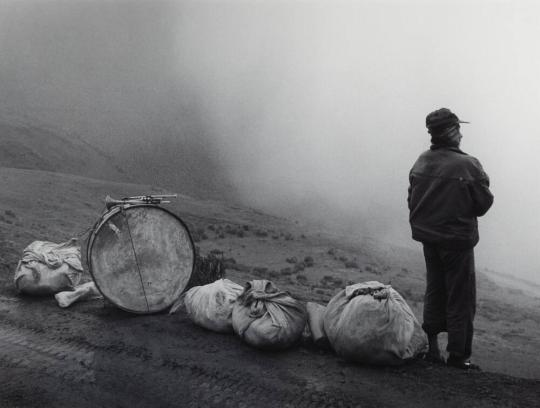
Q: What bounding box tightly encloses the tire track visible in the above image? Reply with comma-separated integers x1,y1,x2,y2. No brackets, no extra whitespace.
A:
0,312,361,407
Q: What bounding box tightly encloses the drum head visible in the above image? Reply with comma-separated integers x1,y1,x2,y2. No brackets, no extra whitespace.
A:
88,205,194,313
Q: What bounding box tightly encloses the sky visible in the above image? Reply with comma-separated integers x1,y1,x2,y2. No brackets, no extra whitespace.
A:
1,0,539,282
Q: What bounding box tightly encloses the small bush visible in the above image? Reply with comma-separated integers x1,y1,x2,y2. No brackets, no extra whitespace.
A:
286,257,297,264
332,277,344,286
303,256,314,267
344,260,358,269
293,262,305,273
280,267,293,275
4,210,16,218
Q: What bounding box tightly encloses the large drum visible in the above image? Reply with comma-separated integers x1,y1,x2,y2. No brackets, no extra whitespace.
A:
86,204,194,314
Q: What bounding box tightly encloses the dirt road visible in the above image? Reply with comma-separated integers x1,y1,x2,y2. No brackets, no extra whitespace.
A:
1,287,538,408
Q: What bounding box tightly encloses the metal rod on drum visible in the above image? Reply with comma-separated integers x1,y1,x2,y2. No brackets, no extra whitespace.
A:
105,195,177,210
127,194,178,200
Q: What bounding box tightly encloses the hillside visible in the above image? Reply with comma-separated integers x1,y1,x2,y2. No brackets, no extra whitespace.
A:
0,167,539,407
0,121,129,183
0,119,235,201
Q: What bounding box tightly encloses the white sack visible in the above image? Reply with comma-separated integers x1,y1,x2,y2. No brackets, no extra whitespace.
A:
55,282,102,308
181,279,243,333
323,281,427,365
14,239,82,296
232,280,307,350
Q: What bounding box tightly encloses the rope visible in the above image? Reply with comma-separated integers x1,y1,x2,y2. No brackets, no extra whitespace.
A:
123,211,150,313
74,225,93,239
72,204,108,240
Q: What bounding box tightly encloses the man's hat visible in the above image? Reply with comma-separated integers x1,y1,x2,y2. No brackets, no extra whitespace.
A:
426,108,469,130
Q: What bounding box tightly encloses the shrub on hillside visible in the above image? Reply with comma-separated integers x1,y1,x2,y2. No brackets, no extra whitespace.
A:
4,210,16,218
304,256,314,267
253,266,268,275
293,262,305,273
296,274,308,283
344,260,358,269
280,267,293,275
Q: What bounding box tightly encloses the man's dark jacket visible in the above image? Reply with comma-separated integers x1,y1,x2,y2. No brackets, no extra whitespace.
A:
408,146,494,249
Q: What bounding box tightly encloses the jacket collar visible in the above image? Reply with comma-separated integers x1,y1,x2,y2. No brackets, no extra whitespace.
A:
430,145,466,155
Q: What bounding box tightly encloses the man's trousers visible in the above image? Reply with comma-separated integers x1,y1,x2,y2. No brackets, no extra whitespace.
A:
422,244,476,360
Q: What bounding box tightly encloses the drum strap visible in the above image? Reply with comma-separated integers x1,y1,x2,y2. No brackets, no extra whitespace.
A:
123,212,150,313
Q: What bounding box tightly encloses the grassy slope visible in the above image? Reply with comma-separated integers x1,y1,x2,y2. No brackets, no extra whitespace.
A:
0,121,129,183
0,166,539,379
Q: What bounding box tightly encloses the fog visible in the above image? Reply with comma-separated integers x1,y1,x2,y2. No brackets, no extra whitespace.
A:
1,0,539,283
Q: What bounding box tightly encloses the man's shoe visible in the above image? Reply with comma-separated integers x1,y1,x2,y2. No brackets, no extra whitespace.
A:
422,351,446,365
446,356,481,370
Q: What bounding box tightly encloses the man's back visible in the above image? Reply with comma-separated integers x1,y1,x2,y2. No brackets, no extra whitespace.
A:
411,107,494,369
408,145,493,249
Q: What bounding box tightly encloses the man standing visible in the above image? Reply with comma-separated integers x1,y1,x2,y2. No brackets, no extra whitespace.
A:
408,108,493,369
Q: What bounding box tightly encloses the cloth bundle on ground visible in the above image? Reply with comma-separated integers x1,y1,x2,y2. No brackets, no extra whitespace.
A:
174,279,244,333
14,239,83,296
304,302,329,347
55,281,102,308
323,281,427,365
232,280,307,350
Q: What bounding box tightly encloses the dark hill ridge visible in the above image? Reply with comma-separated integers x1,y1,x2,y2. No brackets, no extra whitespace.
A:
0,119,236,201
0,121,129,183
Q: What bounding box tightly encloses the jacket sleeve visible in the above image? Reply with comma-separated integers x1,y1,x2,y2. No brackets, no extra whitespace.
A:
407,172,413,211
468,159,494,217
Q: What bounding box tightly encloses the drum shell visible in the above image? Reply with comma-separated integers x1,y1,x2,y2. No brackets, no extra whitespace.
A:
87,204,194,314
